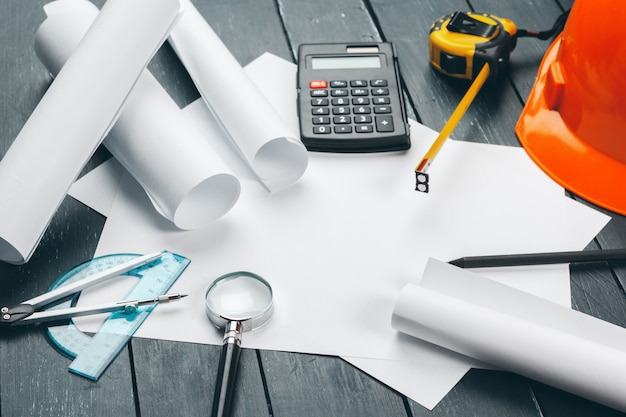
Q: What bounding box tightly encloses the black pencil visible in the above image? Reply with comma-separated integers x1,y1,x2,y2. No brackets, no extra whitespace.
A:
449,248,626,269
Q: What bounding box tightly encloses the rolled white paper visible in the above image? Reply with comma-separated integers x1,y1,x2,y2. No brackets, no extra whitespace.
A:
0,0,182,264
168,0,308,192
391,258,626,412
35,0,241,230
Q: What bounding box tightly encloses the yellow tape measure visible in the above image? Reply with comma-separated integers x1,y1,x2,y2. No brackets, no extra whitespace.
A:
429,11,517,82
415,12,518,192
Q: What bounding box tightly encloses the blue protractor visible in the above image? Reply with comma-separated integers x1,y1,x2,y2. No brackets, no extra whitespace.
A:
43,251,190,380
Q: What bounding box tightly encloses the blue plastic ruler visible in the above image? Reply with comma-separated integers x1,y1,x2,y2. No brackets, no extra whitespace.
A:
44,251,190,380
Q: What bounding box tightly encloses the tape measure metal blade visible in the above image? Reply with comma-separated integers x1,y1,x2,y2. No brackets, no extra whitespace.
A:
44,251,190,380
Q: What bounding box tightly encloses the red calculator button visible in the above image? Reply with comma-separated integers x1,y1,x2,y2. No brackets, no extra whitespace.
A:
310,80,328,89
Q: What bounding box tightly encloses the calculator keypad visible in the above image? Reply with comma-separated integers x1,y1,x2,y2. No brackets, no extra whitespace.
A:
309,79,395,136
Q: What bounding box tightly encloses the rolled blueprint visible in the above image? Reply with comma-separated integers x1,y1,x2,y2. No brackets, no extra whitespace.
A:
392,258,626,412
168,0,309,192
0,0,182,264
35,0,241,230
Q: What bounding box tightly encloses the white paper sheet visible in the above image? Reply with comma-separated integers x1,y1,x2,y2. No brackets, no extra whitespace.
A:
0,0,182,264
168,0,308,192
68,53,611,409
392,258,626,412
36,0,241,230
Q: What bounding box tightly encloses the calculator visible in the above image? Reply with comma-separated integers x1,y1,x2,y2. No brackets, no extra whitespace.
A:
297,42,411,152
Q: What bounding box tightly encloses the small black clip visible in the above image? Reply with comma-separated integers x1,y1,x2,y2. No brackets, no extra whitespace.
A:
0,304,35,326
447,12,497,38
415,171,429,193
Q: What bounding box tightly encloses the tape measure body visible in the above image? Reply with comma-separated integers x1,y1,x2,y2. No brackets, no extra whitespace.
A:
429,11,517,82
44,251,190,380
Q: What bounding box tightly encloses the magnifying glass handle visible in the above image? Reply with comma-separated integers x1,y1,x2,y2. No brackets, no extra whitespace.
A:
211,321,243,417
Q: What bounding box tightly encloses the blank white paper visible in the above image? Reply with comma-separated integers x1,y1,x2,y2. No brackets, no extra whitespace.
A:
69,53,611,409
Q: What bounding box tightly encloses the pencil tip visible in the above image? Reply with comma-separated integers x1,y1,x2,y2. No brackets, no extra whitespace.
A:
448,259,463,268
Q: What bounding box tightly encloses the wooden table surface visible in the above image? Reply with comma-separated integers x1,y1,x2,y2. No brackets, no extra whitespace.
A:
2,0,626,416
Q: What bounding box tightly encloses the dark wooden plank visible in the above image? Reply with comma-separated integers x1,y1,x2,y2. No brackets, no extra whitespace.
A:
408,370,540,417
0,199,136,417
260,351,408,417
190,0,293,67
0,0,50,157
569,238,626,328
530,381,626,417
583,202,626,291
1,327,137,417
277,0,383,51
131,339,270,417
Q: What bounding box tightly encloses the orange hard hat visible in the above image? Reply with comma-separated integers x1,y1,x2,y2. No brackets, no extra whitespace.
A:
516,0,626,215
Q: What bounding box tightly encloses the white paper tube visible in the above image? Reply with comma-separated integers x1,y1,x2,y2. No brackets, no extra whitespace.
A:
35,0,241,230
168,0,308,192
391,259,626,412
0,0,182,264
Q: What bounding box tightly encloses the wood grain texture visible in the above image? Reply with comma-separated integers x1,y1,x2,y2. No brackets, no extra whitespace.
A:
0,0,50,157
131,339,270,417
260,351,408,417
1,329,137,416
408,370,540,417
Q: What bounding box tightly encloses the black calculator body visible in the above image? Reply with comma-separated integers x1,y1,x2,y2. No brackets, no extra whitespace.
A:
297,42,411,152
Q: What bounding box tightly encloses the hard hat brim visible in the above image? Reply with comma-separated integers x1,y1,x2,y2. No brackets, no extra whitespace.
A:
516,37,626,216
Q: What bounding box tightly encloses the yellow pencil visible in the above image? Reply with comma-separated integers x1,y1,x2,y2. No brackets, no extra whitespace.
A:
415,63,491,192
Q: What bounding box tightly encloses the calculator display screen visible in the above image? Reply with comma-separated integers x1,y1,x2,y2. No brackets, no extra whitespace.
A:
310,55,381,70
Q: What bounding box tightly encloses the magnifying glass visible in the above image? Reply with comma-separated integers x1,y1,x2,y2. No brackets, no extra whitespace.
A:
205,271,274,417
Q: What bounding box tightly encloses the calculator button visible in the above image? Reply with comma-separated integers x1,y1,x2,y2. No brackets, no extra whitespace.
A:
333,115,351,124
371,88,389,96
332,98,349,106
310,80,327,89
370,79,388,87
355,125,374,133
375,115,394,132
312,107,330,115
313,116,331,125
331,89,348,96
332,107,350,115
354,115,372,123
353,106,371,114
351,88,368,96
311,98,329,106
313,126,331,134
352,97,370,105
334,125,353,134
350,80,367,87
311,89,328,97
330,80,348,88
372,97,390,105
374,106,392,114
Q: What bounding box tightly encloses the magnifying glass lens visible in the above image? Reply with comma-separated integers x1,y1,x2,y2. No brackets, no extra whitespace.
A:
205,274,272,321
